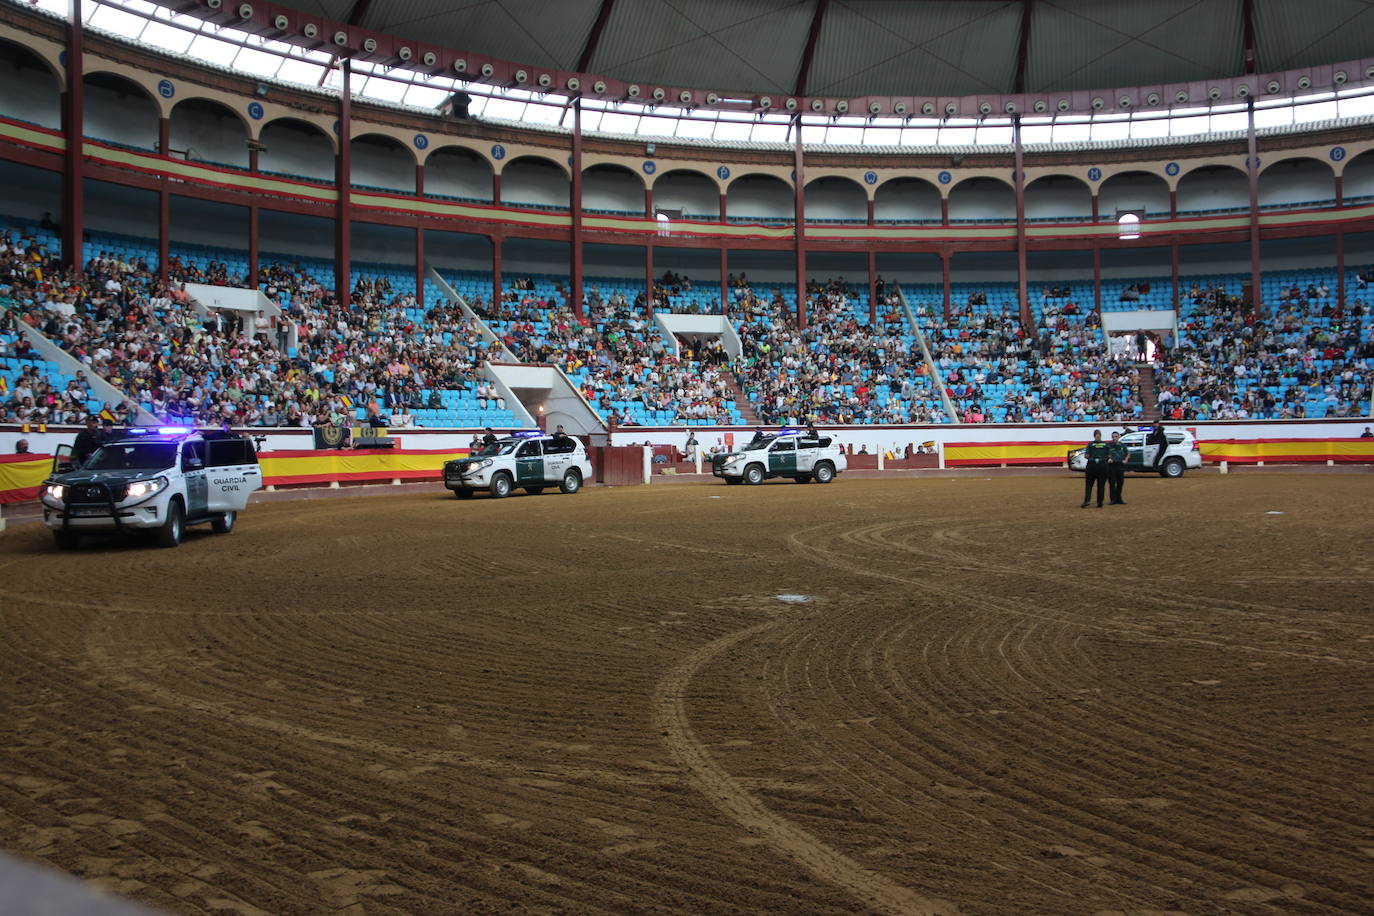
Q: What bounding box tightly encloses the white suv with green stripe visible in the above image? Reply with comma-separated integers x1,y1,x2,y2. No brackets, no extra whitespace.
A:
443,431,593,499
711,430,847,485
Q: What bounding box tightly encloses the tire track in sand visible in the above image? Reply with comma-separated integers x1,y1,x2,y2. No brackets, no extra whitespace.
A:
652,613,959,916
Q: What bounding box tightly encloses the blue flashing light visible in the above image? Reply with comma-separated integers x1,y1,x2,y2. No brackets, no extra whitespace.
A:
158,426,191,435
127,427,149,434
776,427,802,435
512,430,544,438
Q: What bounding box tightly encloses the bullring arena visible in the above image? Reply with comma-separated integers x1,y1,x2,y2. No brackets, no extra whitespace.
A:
5,0,1374,912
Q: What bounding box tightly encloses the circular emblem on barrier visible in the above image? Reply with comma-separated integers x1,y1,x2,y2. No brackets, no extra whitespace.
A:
1087,167,1102,182
863,170,878,185
937,170,952,185
491,143,506,160
414,133,428,149
717,165,730,180
1165,161,1180,176
319,424,345,448
247,102,264,121
1330,146,1347,163
642,160,656,174
157,79,175,99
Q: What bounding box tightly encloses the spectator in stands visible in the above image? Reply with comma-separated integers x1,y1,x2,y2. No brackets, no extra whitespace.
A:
14,438,30,454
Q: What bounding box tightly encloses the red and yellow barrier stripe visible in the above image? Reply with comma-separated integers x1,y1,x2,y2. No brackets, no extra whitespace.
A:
944,441,1080,466
1200,438,1374,463
259,448,471,486
0,453,52,504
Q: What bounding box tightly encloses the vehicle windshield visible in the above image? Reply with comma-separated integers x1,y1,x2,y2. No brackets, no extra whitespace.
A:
475,439,522,457
83,442,178,471
740,436,779,451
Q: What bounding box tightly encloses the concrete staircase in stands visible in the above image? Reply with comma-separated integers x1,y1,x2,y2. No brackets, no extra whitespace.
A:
724,374,760,425
1138,364,1162,420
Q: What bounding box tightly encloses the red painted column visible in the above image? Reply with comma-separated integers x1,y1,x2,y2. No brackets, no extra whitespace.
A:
61,0,84,273
719,191,727,222
247,147,259,287
1013,117,1030,326
492,235,503,310
157,117,169,282
1091,193,1099,223
415,163,424,197
334,59,352,303
1246,98,1261,316
1170,189,1178,219
645,244,654,317
1335,174,1344,207
719,247,728,317
941,250,951,321
941,194,949,226
569,100,584,319
867,249,877,323
491,172,502,206
644,187,653,217
415,226,425,307
793,115,806,329
866,197,875,226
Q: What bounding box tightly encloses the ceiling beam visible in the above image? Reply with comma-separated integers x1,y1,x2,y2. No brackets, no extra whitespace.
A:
793,0,830,98
1242,0,1256,73
344,0,375,27
577,0,618,73
1013,0,1035,94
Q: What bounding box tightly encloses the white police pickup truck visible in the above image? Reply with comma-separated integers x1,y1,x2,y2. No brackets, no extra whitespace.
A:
41,427,262,548
711,430,848,485
1068,426,1203,478
443,431,593,498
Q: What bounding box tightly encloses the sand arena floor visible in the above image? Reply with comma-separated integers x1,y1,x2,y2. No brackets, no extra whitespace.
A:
1,472,1373,915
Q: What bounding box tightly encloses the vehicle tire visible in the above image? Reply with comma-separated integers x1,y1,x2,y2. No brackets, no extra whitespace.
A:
793,474,811,484
525,487,546,495
744,464,764,486
1160,457,1185,478
559,469,582,494
724,477,743,485
211,510,236,534
813,462,835,484
158,498,184,548
490,473,513,499
53,530,81,550
454,488,474,499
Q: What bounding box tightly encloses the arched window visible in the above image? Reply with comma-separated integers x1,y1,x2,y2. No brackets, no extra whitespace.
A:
1117,212,1141,240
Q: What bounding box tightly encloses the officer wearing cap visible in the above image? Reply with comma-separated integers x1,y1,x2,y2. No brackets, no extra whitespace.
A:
1081,429,1110,508
72,416,104,467
1107,430,1128,505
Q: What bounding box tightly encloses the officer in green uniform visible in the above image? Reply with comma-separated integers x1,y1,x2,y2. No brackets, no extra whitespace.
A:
1081,429,1110,508
1107,430,1128,505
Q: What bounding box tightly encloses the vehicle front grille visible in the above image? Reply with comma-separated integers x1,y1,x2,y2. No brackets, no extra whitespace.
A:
68,484,128,503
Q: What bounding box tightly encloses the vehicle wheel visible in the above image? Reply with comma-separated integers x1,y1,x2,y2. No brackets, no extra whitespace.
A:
454,488,474,499
559,469,582,494
525,487,546,495
744,464,764,486
1160,457,1185,478
724,477,743,485
211,510,236,534
813,462,835,484
793,474,812,484
490,473,513,498
158,498,184,548
53,530,81,550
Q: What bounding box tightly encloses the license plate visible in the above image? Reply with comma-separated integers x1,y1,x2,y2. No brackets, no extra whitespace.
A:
68,507,108,517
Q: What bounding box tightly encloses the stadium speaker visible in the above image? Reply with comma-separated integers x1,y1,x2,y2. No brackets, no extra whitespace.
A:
893,101,908,115
1057,98,1071,111
514,69,528,83
785,97,798,110
758,96,772,109
272,14,288,30
1266,79,1282,94
978,100,992,115
680,89,693,104
1236,84,1250,98
205,0,221,9
593,80,607,93
1366,64,1374,80
626,84,641,97
1297,75,1311,90
1004,100,1018,114
237,2,251,18
1119,94,1132,107
1091,97,1104,110
1334,70,1348,85
480,63,494,77
333,31,348,46
538,73,552,88
812,98,825,111
566,76,580,91
354,437,395,449
361,38,376,53
921,101,936,115
652,87,666,101
1175,89,1189,103
835,99,849,113
453,58,467,73
397,46,412,62
1032,99,1047,113
868,101,882,115
1207,86,1221,100
422,51,437,67
944,101,958,116
302,22,317,39
1145,92,1161,106
707,92,720,105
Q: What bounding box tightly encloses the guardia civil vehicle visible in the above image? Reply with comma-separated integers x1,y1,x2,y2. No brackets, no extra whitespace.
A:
41,426,262,548
711,430,848,485
1068,426,1203,478
443,431,593,498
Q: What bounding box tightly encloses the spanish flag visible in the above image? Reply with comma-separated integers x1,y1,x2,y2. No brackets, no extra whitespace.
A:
157,356,167,372
99,406,117,423
0,376,7,395
340,395,353,408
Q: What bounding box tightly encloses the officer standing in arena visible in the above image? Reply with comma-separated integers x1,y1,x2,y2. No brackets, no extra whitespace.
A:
1107,430,1128,505
1081,429,1110,508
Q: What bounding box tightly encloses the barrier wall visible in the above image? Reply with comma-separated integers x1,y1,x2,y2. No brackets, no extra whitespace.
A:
0,453,50,504
942,437,1374,466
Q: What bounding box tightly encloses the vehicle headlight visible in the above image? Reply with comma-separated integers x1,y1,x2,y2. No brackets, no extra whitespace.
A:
45,484,64,500
126,477,168,500
476,458,493,470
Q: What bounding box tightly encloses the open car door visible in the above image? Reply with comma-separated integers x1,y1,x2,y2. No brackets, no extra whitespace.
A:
205,436,262,512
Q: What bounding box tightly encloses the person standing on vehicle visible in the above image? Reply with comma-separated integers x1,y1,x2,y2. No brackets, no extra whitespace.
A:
1107,431,1128,505
1146,422,1169,470
1081,429,1110,509
72,415,104,467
